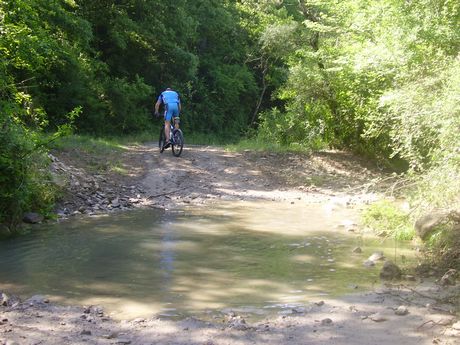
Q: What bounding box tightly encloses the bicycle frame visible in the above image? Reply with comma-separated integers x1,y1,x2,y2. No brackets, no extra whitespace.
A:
159,117,184,157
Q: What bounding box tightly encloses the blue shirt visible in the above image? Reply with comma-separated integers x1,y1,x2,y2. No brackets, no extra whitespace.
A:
158,90,180,105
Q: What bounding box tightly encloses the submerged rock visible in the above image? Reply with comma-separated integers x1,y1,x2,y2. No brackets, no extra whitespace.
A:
380,261,402,280
368,251,385,262
22,212,44,224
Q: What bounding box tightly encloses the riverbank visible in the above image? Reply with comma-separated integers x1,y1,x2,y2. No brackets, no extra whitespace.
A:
1,143,459,344
1,281,459,344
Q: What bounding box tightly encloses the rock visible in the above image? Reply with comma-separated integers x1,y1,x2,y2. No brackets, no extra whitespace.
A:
321,318,333,325
394,306,409,316
80,330,92,335
315,301,325,306
227,314,248,330
452,321,460,330
25,295,49,305
352,247,362,253
0,293,9,306
370,313,387,322
415,210,451,240
22,212,44,224
368,251,385,262
102,332,119,339
111,198,120,208
439,269,457,286
380,261,402,280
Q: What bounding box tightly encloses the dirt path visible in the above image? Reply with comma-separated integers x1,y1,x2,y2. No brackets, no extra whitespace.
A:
1,144,459,345
142,144,388,209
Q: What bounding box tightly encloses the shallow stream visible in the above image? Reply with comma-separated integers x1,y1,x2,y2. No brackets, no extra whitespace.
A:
0,201,414,320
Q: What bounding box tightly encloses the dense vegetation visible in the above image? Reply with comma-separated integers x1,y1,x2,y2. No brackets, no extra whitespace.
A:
1,0,459,265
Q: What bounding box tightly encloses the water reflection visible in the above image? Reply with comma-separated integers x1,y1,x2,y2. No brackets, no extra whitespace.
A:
0,201,414,320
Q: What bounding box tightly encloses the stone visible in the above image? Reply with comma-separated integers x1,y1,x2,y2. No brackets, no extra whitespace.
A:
321,318,333,325
352,247,362,253
103,332,119,339
0,293,9,306
380,261,402,280
415,210,459,240
25,295,48,305
368,251,385,262
439,269,457,286
452,321,460,330
370,313,387,322
395,306,409,316
22,212,44,224
80,330,92,335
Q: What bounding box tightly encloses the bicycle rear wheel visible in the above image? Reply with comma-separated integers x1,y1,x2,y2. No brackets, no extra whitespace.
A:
171,129,184,157
158,126,166,153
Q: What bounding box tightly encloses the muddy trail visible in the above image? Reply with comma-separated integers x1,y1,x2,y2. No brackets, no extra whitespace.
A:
1,144,459,345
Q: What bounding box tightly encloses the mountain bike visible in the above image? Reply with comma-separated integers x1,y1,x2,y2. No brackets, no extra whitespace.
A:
158,117,184,157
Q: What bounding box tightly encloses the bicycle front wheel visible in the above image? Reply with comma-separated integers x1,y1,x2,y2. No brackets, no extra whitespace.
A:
158,126,166,153
171,129,184,157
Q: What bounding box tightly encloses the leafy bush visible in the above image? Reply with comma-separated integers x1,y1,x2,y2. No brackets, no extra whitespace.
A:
0,114,58,229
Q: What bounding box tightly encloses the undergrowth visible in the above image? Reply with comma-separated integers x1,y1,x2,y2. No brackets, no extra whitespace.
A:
362,200,414,240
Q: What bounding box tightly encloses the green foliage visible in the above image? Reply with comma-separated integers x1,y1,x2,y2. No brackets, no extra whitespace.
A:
0,111,62,229
422,224,460,271
362,200,414,241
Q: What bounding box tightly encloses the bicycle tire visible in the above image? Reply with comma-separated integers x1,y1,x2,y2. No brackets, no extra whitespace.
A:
171,129,184,157
158,126,166,153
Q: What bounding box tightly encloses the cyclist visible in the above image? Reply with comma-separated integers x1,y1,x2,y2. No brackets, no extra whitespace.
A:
154,87,181,149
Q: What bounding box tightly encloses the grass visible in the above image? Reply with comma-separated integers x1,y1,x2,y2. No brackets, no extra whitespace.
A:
362,200,415,241
225,137,317,153
50,134,141,175
51,134,125,153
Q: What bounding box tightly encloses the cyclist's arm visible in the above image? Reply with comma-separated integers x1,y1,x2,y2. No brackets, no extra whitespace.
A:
154,98,162,114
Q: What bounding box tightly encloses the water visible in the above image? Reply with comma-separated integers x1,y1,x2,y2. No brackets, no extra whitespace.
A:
0,200,414,320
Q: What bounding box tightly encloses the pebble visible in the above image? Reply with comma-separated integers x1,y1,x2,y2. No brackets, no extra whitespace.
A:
395,306,409,316
370,313,387,322
321,318,333,325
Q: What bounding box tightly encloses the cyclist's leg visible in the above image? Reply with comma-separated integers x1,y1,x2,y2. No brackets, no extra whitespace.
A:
166,104,179,141
164,105,174,143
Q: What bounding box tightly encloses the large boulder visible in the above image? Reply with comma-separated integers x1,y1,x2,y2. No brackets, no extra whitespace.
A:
415,210,459,240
